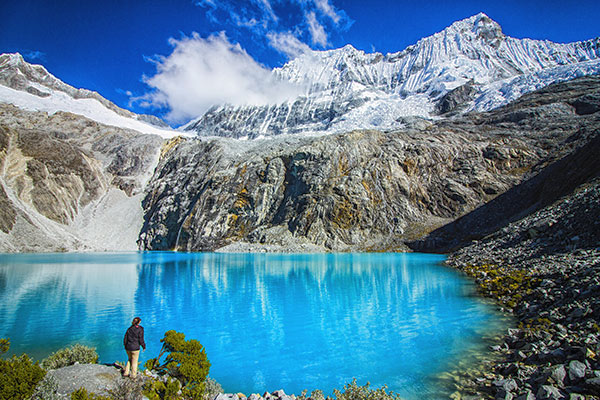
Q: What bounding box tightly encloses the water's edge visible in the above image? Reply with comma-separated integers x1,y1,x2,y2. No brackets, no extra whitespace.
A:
0,251,512,399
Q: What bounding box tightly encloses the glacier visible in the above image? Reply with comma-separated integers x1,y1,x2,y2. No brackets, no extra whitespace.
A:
185,13,600,139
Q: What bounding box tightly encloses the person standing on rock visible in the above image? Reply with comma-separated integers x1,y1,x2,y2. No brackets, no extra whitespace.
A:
123,317,146,378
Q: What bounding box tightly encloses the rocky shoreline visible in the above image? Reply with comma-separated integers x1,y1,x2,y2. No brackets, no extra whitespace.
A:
444,178,600,399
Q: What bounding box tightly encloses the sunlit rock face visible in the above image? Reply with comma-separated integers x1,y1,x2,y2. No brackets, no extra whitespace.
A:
184,13,600,139
139,76,600,252
0,52,186,252
0,104,164,252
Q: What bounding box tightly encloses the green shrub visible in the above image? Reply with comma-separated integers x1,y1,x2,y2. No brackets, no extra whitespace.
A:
0,338,47,400
333,379,401,400
143,377,182,400
204,377,223,400
144,330,211,400
41,343,99,370
299,380,402,400
69,387,111,400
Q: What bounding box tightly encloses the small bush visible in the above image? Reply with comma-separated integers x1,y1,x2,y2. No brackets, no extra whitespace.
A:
30,375,61,400
333,379,401,400
298,380,401,400
69,387,111,400
204,377,223,400
41,343,99,370
0,338,47,400
107,377,145,400
143,377,182,400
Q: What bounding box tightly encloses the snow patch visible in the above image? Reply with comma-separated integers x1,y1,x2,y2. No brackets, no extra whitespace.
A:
69,189,145,251
0,84,190,139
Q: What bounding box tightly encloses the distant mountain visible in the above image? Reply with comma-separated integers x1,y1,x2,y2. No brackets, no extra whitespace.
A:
184,13,600,139
0,53,182,138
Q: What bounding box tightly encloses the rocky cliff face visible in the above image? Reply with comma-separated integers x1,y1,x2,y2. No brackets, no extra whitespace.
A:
138,76,600,252
0,104,164,252
184,14,600,138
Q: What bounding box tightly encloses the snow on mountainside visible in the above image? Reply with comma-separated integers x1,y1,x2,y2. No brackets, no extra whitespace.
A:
0,53,187,139
185,13,600,139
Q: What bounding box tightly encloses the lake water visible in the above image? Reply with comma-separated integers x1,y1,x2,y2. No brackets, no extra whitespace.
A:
0,252,507,398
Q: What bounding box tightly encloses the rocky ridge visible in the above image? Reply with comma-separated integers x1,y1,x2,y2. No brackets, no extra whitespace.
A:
139,75,600,252
0,53,167,128
410,75,600,253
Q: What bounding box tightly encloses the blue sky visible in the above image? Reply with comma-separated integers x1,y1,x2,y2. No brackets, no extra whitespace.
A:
1,0,599,125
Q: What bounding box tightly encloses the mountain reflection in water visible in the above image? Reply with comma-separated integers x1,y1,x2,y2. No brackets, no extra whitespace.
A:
0,252,508,399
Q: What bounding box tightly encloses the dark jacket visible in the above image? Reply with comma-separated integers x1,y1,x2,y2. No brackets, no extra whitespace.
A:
123,325,146,351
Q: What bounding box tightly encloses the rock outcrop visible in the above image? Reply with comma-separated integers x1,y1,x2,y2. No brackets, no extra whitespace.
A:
410,76,600,252
45,364,123,398
139,76,600,252
0,104,164,252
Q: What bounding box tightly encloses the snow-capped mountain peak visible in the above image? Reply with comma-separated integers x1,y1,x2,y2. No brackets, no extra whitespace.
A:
449,12,504,42
185,13,600,139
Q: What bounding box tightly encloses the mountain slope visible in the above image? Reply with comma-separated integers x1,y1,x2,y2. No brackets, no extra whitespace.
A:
0,103,165,252
0,53,195,252
185,13,600,138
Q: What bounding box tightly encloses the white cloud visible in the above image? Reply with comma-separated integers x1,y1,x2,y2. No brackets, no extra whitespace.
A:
313,0,341,24
253,0,278,22
195,0,216,8
306,12,328,47
138,32,303,124
192,0,353,56
267,31,313,59
232,15,261,29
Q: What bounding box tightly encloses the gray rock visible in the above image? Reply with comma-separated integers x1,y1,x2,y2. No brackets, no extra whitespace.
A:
515,390,534,400
214,394,240,400
536,385,564,399
585,377,600,393
494,378,519,393
46,363,122,397
548,365,567,387
495,389,514,400
436,80,477,115
568,360,587,381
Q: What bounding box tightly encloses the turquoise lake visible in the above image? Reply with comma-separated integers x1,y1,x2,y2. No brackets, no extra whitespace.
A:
0,252,507,398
